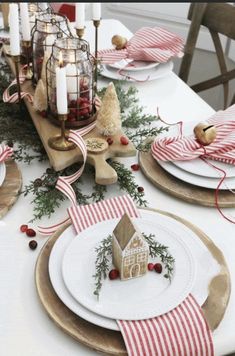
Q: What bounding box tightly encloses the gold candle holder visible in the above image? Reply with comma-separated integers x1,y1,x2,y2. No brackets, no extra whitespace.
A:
93,19,100,94
12,55,21,103
48,113,76,151
21,40,33,80
76,27,85,39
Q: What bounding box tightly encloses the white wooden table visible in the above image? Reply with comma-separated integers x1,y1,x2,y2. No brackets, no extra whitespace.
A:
0,19,234,356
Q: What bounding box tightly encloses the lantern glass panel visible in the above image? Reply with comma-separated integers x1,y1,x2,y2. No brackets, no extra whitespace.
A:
31,13,72,83
46,37,96,128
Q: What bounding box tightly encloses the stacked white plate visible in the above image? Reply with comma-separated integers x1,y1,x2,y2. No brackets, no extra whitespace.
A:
100,59,173,82
0,163,6,187
48,209,220,331
156,120,235,190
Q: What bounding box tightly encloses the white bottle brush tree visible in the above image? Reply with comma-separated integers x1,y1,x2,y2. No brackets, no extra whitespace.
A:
96,82,122,136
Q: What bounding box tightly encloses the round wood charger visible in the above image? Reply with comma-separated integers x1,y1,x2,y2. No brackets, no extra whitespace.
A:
0,159,22,219
139,150,235,207
35,208,230,355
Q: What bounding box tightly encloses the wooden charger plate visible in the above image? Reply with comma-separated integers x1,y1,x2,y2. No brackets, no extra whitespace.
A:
139,150,235,207
35,208,230,355
0,159,22,219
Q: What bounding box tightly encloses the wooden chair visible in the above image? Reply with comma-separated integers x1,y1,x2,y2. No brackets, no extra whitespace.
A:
179,3,235,109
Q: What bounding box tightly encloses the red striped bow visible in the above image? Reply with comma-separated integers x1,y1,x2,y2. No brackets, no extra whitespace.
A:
0,144,13,163
152,105,235,165
98,27,184,64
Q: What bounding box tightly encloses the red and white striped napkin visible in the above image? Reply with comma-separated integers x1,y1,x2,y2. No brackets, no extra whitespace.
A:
98,27,184,65
152,104,235,165
68,195,214,356
0,144,13,163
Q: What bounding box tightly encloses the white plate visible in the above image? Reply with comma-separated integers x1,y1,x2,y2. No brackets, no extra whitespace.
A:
100,61,173,82
163,120,235,178
0,163,6,187
49,226,118,331
158,159,235,190
62,213,196,321
109,59,159,72
49,210,219,329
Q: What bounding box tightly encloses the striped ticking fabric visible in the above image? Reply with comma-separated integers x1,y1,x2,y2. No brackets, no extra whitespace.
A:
67,196,214,356
0,144,13,163
152,104,235,165
98,27,184,64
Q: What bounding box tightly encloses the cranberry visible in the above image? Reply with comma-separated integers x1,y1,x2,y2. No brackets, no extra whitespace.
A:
70,100,77,108
107,137,113,145
40,110,47,118
29,240,38,250
154,263,162,274
131,164,140,171
148,263,155,271
120,136,129,145
109,269,119,280
137,186,144,193
67,113,76,121
20,224,28,233
26,228,36,238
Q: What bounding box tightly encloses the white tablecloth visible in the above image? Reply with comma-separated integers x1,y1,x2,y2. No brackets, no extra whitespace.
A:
0,19,234,356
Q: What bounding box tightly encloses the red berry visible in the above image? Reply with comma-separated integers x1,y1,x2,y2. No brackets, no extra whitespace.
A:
20,224,28,233
148,263,155,271
109,269,119,280
70,100,77,108
67,113,76,121
131,164,140,171
26,228,36,238
40,110,47,118
154,263,162,274
107,137,113,145
29,240,37,250
69,108,77,115
137,186,144,193
120,136,129,145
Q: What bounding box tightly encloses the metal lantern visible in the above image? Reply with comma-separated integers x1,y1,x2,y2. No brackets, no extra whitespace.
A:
46,37,96,128
31,12,72,84
28,3,52,30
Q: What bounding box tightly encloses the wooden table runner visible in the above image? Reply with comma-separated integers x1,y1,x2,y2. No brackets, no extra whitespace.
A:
3,47,136,184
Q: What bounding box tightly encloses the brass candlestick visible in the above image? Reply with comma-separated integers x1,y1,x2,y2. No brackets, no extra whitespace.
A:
93,19,100,94
12,55,21,103
48,113,76,151
21,40,33,80
76,27,85,39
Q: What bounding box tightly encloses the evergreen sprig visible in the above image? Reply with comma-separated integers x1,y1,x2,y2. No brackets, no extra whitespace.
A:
143,233,175,281
93,234,113,298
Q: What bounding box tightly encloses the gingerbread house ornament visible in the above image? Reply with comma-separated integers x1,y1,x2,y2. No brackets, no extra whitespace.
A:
112,213,149,280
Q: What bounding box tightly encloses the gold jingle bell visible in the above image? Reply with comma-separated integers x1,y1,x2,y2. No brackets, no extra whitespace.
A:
194,122,217,145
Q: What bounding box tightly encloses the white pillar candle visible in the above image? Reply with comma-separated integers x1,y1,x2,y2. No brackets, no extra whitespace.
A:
75,3,85,29
66,63,80,101
20,3,31,41
9,4,20,56
56,61,68,115
44,34,55,57
92,3,101,21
